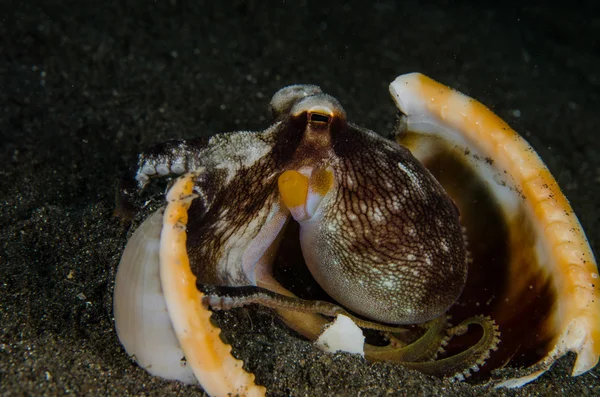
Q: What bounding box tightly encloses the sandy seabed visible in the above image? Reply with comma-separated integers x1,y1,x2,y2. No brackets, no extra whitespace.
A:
2,2,599,396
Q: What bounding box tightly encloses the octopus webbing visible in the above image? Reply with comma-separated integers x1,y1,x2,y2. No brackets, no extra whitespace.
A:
113,73,600,396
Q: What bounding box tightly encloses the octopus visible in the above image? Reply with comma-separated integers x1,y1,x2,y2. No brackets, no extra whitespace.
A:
113,73,600,396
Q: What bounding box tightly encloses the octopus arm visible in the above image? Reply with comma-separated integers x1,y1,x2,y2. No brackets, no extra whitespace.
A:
116,138,209,218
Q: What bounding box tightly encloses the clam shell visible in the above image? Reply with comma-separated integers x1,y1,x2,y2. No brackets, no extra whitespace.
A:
114,176,266,396
389,73,600,386
113,209,197,384
159,175,266,396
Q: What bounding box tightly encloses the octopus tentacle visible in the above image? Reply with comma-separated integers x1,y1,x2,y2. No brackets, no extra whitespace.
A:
116,138,208,218
203,288,410,334
203,288,500,379
365,315,449,363
399,316,501,379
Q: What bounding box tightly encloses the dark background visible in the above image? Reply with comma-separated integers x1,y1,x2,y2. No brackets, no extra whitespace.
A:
1,1,599,396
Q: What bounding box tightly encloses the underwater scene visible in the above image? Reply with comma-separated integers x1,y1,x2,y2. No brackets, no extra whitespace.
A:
2,1,599,396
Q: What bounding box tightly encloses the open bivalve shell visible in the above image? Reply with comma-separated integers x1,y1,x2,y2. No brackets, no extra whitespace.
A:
113,73,599,396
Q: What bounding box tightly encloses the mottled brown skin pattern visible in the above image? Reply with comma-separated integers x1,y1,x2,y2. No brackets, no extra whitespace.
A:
118,89,467,326
184,129,288,285
310,121,467,324
187,156,281,285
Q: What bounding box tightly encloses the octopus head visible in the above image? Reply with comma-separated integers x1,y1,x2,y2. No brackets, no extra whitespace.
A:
275,86,467,324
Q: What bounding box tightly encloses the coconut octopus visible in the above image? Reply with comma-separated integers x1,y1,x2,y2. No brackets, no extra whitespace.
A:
113,73,600,396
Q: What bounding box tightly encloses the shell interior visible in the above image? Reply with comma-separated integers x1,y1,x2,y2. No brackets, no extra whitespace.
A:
389,73,600,385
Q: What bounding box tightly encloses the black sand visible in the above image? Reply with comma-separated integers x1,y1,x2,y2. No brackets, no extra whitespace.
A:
2,1,599,396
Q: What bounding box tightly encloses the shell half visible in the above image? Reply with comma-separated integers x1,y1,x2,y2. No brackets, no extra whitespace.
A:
389,73,600,386
114,175,266,397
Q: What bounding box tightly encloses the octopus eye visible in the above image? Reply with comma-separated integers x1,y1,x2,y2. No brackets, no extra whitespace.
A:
291,95,347,122
309,112,331,124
